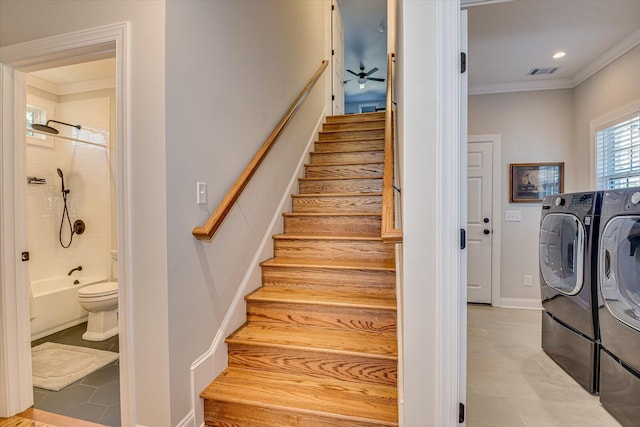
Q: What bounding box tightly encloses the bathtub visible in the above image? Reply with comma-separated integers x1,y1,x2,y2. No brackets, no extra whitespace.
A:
30,276,107,341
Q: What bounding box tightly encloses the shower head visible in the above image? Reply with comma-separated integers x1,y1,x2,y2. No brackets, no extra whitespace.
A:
57,168,63,178
32,120,81,135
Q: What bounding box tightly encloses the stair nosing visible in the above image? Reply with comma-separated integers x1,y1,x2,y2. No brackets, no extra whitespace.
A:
202,368,398,426
273,234,384,242
298,176,383,182
260,257,395,271
311,148,384,155
283,212,382,217
315,136,385,143
245,289,397,311
304,161,383,167
225,336,398,361
320,127,385,134
292,192,382,197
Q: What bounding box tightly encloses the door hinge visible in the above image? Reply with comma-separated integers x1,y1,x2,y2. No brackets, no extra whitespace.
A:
460,229,466,250
459,402,465,423
332,49,335,56
332,4,335,10
332,95,335,101
460,52,467,74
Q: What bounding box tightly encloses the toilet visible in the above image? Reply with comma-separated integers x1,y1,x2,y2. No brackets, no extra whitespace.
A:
77,251,118,341
77,281,118,341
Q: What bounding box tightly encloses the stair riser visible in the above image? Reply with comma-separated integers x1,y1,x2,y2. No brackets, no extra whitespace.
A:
304,163,383,178
204,400,395,427
319,129,384,141
326,112,385,124
310,151,384,164
314,139,384,152
247,301,397,333
323,120,385,131
227,344,397,387
292,195,381,213
299,178,382,194
284,215,381,236
261,266,395,295
274,239,394,262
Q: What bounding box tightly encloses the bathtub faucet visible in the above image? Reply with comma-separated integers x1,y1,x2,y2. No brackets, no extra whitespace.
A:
67,265,83,275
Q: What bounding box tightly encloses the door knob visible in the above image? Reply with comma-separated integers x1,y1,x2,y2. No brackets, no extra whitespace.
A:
483,218,490,223
483,229,491,235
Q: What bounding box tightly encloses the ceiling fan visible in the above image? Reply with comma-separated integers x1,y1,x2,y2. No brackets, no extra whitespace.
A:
344,65,385,86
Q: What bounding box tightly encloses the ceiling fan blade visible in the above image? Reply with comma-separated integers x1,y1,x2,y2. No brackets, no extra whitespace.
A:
366,77,385,82
365,67,379,76
343,79,353,84
347,69,359,77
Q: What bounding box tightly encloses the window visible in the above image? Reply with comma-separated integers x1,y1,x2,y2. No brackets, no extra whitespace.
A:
26,104,46,139
595,112,640,190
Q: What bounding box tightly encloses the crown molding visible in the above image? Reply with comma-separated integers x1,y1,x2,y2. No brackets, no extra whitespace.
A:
571,26,640,88
469,78,573,96
27,74,115,96
469,27,640,96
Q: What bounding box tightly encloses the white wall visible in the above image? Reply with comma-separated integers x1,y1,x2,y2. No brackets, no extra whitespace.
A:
0,1,170,425
164,0,327,424
573,44,640,189
399,0,438,424
468,89,574,302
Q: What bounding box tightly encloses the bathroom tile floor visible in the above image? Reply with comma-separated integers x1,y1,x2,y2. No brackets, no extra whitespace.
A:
31,323,120,427
467,305,621,427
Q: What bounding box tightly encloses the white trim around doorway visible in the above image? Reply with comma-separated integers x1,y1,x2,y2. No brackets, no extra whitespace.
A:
0,22,134,424
468,134,501,308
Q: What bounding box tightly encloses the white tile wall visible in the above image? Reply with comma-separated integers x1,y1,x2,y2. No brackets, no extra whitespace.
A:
26,96,112,282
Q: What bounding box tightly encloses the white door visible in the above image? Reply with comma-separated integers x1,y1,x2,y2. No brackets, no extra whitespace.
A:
331,0,344,115
467,141,492,303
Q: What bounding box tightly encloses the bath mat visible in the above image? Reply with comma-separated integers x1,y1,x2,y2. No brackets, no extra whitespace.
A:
31,342,118,391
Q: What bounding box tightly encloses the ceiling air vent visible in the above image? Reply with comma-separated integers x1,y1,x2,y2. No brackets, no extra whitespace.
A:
528,67,559,76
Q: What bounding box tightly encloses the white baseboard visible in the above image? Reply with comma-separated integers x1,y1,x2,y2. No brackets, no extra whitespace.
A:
187,110,326,427
498,297,542,310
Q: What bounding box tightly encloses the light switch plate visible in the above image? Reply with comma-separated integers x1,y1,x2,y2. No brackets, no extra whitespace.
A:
505,210,521,222
197,182,207,205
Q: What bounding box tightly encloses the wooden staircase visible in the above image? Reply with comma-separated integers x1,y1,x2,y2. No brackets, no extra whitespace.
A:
201,112,398,426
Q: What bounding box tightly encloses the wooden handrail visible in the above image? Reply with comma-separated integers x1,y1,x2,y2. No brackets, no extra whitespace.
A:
193,60,329,240
381,53,402,243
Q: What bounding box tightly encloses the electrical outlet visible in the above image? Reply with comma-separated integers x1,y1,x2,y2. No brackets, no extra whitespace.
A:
524,275,533,286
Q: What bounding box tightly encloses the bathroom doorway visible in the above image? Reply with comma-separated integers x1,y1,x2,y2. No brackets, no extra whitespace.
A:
0,23,133,425
25,58,120,425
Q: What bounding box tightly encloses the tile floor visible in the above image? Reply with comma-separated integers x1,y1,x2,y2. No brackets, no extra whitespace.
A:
467,305,621,427
30,323,120,427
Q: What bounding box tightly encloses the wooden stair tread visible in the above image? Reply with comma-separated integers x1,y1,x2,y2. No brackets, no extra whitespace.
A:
247,287,396,310
292,192,382,197
311,148,384,155
274,233,383,242
320,127,385,134
201,368,398,426
315,136,384,143
283,212,382,217
226,324,397,359
328,112,385,120
304,161,383,167
299,176,383,181
261,257,395,271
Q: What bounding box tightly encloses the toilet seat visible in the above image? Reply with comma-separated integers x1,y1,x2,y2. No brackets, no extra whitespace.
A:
78,281,118,298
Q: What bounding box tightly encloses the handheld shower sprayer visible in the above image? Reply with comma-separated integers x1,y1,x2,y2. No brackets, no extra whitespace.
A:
56,168,85,248
56,168,69,194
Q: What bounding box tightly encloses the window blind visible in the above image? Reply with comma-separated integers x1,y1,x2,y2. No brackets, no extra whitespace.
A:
596,113,640,190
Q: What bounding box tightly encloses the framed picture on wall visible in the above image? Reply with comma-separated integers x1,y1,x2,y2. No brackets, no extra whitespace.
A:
510,162,564,203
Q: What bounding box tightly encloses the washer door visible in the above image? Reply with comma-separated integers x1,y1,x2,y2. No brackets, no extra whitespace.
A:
540,213,585,295
600,216,640,331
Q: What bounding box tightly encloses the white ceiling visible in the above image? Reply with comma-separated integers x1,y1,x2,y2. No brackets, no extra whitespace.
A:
28,58,115,95
466,0,640,94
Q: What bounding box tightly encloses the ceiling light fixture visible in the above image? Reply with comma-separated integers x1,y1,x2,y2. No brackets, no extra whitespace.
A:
553,51,566,59
359,83,365,89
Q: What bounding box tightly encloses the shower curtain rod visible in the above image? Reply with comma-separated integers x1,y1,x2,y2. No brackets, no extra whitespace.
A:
29,128,108,149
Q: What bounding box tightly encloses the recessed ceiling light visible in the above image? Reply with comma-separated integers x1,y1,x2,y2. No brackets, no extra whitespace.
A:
553,51,566,59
